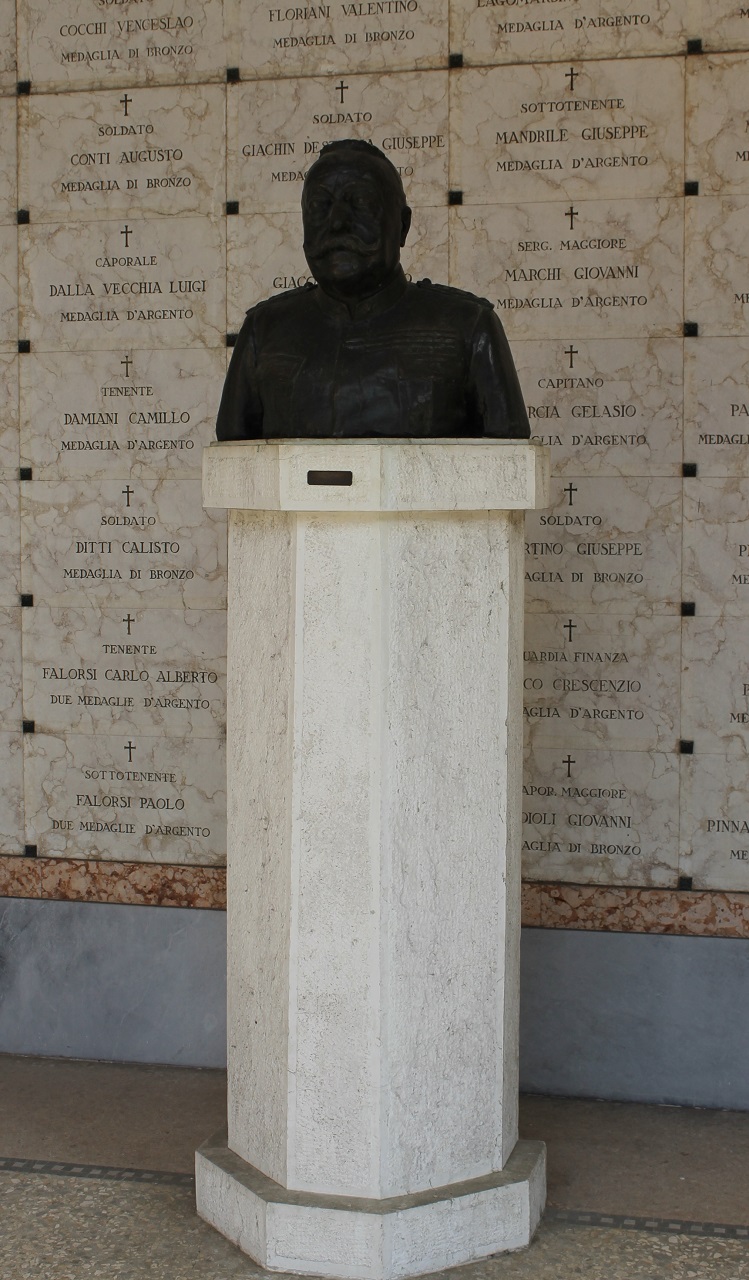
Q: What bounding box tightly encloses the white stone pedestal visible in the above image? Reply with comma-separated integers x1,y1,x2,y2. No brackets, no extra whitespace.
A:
197,439,549,1280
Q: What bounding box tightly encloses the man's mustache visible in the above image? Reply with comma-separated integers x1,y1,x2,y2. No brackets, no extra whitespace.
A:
305,234,378,256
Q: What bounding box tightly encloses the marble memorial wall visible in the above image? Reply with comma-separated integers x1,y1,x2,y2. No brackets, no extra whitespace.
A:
0,0,748,924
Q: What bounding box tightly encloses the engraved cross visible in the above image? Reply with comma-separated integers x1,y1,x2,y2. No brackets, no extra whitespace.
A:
565,66,579,91
565,206,578,230
121,354,133,378
122,484,134,507
563,482,578,507
120,93,132,117
336,80,349,103
124,740,136,762
122,614,135,635
120,224,132,247
564,344,578,369
563,618,576,643
562,755,576,778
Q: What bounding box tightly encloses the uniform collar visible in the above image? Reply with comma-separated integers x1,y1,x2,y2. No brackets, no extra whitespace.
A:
312,267,408,321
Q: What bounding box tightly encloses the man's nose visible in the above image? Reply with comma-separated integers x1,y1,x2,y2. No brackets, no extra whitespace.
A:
328,199,351,231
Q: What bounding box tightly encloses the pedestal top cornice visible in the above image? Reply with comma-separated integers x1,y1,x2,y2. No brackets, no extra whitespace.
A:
203,439,550,514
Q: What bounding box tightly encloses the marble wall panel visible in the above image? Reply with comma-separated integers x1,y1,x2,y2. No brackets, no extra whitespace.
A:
19,216,226,352
524,476,681,614
454,0,688,68
227,71,448,213
227,207,448,329
19,85,227,222
686,54,749,195
450,58,684,204
0,97,16,225
0,0,15,90
700,0,749,52
450,198,683,340
683,477,749,615
23,605,226,739
680,753,749,891
20,479,227,610
224,0,447,80
684,338,749,474
0,733,23,853
0,607,22,728
685,196,749,335
0,224,18,351
0,483,20,605
0,355,19,480
522,744,679,887
19,349,224,481
523,612,681,751
17,0,226,91
682,616,749,755
24,731,226,864
515,337,682,476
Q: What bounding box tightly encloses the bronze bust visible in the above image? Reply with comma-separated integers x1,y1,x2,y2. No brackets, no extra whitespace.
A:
216,139,530,441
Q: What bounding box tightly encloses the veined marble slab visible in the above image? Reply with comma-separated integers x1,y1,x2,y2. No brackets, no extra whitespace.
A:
680,754,749,892
0,96,16,224
454,0,688,68
227,207,448,330
17,0,226,91
684,338,749,475
0,733,23,853
0,607,21,728
685,196,749,336
0,354,18,479
700,0,749,52
20,478,227,609
515,337,682,476
19,216,226,351
19,85,227,221
0,482,20,606
23,605,226,738
524,475,681,614
687,53,749,194
20,348,224,481
0,0,15,89
521,744,679,887
682,615,749,756
228,71,448,213
0,224,17,351
224,0,447,80
450,198,683,340
683,477,749,616
523,611,681,751
450,58,684,204
24,730,226,864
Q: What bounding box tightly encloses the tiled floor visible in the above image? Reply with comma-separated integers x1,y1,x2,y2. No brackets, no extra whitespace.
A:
2,1054,748,1279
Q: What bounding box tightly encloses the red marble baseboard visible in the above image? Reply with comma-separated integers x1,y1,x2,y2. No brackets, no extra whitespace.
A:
0,855,226,910
1,857,748,936
521,881,749,938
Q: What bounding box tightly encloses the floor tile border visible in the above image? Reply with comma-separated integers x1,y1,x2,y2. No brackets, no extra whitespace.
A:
0,1155,193,1186
545,1207,749,1240
1,1160,747,1241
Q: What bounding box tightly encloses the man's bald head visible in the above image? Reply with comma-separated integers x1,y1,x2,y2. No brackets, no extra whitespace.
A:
301,139,412,301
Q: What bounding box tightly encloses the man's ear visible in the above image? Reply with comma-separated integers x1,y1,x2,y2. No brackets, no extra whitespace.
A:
400,205,412,247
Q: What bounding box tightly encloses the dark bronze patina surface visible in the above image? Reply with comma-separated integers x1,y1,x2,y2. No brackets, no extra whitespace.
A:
217,139,530,441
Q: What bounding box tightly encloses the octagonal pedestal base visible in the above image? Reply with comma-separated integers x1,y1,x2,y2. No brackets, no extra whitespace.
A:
196,1133,546,1280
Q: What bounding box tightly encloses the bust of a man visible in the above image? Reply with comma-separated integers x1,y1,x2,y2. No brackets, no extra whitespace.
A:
216,138,530,441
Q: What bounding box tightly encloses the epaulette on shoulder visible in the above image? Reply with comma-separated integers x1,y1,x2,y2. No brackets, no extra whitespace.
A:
245,281,317,316
415,278,494,310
